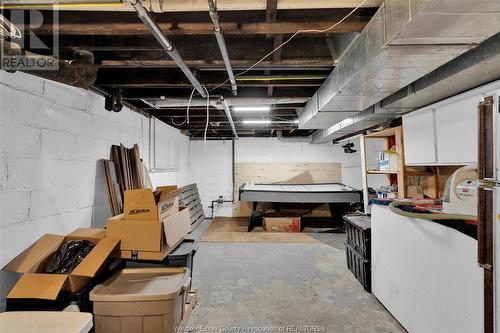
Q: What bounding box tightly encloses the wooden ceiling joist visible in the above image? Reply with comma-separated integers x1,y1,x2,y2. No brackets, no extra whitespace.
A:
34,19,367,36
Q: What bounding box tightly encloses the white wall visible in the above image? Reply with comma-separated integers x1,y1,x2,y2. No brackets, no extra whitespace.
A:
0,72,188,267
187,137,386,217
186,140,233,217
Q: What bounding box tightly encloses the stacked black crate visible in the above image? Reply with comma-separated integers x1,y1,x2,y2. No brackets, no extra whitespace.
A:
344,214,372,292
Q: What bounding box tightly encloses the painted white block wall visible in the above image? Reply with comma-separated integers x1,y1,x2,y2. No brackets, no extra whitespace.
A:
187,137,386,217
0,72,187,267
186,140,234,217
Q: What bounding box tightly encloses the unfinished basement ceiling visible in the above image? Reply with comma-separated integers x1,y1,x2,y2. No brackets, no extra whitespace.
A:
2,0,499,140
1,0,380,139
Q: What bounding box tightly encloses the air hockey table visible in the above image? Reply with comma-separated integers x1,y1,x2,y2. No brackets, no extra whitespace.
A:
239,183,363,231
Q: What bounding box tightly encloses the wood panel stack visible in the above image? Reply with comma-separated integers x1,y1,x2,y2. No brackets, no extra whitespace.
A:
102,144,152,216
178,184,205,231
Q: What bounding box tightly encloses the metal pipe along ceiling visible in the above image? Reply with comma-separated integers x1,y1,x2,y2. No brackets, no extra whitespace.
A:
128,0,207,97
208,0,238,95
220,99,239,139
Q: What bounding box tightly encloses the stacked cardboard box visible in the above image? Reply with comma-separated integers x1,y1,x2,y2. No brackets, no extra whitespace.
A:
1,186,192,307
106,186,192,261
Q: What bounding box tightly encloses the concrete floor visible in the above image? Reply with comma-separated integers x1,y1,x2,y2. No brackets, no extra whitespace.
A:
186,219,405,333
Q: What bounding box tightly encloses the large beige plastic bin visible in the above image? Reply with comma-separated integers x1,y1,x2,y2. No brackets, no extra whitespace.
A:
89,267,191,333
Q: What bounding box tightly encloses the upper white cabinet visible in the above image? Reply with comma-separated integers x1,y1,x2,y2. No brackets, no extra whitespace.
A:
403,80,499,165
403,110,437,165
434,95,480,164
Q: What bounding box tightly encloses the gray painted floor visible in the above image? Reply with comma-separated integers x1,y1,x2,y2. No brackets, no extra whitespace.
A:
186,219,405,333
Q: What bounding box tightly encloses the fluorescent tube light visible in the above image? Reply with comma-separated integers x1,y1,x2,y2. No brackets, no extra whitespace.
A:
233,106,271,112
242,120,272,125
242,119,299,125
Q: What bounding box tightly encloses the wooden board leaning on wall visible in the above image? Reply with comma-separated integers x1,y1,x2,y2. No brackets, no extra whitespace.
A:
233,162,342,217
102,144,152,216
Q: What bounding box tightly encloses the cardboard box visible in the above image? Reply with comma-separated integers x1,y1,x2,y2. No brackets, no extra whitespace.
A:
106,207,191,261
263,216,301,232
68,227,106,239
2,233,119,300
379,150,398,171
123,186,180,221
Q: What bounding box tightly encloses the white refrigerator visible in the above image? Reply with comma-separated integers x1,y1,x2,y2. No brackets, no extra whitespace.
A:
477,94,500,333
495,94,500,333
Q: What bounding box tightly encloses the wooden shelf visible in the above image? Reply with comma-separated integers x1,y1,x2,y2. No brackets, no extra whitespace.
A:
406,170,435,177
364,127,398,138
361,126,405,211
367,170,398,175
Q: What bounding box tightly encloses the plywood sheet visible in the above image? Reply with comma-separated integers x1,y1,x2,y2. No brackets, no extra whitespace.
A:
233,163,342,217
200,217,320,243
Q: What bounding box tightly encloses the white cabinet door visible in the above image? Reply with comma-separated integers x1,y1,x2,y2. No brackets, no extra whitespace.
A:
403,110,437,165
435,95,480,164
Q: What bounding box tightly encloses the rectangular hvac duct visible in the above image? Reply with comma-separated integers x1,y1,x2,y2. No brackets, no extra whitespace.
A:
301,0,500,142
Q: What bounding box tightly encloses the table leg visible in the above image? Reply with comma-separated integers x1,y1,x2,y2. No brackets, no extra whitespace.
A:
328,202,351,229
248,201,258,232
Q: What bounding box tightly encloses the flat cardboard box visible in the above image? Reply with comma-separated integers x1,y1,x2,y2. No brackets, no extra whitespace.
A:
68,228,106,239
123,186,180,221
2,233,119,300
163,207,191,248
106,207,191,261
263,216,301,232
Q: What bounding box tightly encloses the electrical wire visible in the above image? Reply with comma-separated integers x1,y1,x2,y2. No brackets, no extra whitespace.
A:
203,85,210,150
209,0,368,92
171,116,187,126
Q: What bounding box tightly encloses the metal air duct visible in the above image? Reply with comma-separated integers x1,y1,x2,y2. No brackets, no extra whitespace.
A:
299,0,500,142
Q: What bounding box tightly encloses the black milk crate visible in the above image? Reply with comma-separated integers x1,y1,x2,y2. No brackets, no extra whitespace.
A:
343,214,371,258
345,242,371,292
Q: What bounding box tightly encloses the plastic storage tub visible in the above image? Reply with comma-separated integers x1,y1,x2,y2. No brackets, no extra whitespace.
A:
126,239,198,277
343,214,371,258
165,239,198,276
90,267,191,333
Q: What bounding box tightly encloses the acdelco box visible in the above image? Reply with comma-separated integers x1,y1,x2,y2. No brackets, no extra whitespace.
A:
106,207,191,261
123,186,180,221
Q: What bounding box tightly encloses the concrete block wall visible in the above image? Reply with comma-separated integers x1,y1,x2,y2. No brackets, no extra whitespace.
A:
0,72,187,267
187,137,387,217
186,140,233,217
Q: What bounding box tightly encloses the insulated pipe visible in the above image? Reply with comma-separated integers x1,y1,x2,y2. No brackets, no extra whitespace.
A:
128,0,206,97
208,0,237,95
220,99,239,139
2,41,97,87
